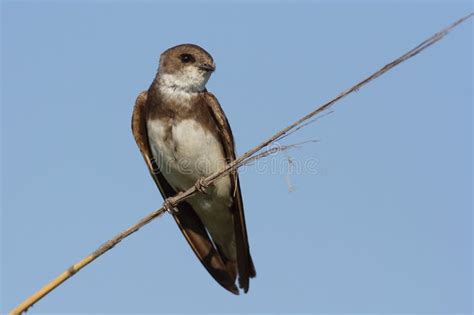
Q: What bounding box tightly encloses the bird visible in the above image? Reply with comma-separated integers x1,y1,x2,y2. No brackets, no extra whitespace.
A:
131,44,256,294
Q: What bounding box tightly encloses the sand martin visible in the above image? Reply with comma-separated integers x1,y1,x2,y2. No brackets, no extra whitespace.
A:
132,44,255,294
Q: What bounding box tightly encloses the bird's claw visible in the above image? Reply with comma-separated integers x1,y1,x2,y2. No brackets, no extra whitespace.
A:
195,178,209,194
163,198,178,214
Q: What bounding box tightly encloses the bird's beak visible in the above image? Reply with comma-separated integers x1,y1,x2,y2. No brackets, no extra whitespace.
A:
199,63,216,72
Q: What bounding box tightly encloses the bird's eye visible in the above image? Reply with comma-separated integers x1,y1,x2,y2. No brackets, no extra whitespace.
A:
180,53,195,63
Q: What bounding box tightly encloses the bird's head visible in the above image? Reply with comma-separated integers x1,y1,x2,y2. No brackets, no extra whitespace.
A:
157,44,215,94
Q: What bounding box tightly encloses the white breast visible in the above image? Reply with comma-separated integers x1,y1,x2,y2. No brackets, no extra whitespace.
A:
147,118,235,258
147,118,229,191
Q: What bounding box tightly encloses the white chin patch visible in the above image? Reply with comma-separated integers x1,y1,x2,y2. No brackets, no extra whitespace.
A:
158,67,210,101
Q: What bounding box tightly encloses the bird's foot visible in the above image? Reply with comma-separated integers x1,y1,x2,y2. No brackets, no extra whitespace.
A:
163,198,178,214
195,178,209,194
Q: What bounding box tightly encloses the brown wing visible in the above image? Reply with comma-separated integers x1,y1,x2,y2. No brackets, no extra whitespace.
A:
202,92,256,293
131,91,239,294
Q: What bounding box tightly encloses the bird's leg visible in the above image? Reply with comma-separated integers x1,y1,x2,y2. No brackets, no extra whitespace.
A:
195,178,209,194
163,198,178,214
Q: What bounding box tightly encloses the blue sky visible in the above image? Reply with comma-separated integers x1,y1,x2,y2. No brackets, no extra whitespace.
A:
1,1,472,314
